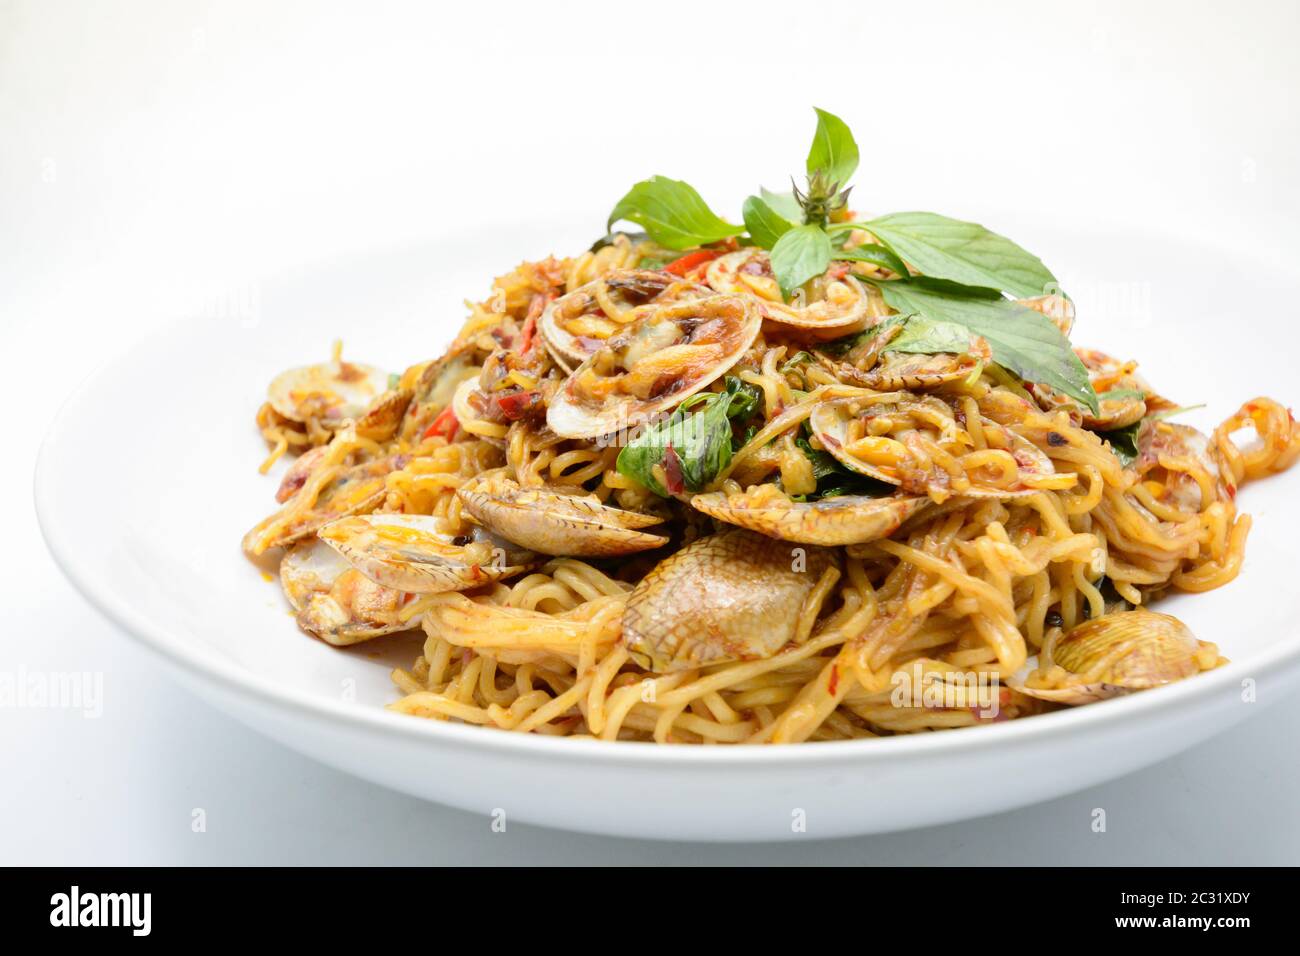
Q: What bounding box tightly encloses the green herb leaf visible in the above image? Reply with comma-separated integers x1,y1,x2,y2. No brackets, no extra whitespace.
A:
742,195,796,250
723,375,763,421
835,242,910,278
607,176,743,251
877,280,1099,414
615,377,757,497
1097,421,1142,467
903,275,1003,299
806,108,859,187
1098,388,1147,402
864,212,1059,299
882,315,980,355
770,224,833,299
760,187,803,221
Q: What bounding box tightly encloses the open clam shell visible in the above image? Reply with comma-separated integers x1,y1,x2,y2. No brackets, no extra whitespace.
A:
539,270,709,373
268,358,389,424
691,486,928,546
318,513,537,593
706,249,878,339
456,475,667,557
1030,347,1153,431
546,294,761,440
355,387,413,442
858,335,992,392
280,537,419,645
810,397,1056,500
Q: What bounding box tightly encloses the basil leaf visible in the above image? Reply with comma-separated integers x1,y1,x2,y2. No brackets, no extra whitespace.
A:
761,187,803,222
903,275,1004,299
607,176,743,251
770,224,833,299
1097,421,1142,467
883,315,979,355
806,107,859,186
615,378,755,497
1099,388,1146,402
877,280,1099,414
723,375,763,421
864,212,1059,299
836,242,910,278
742,195,795,250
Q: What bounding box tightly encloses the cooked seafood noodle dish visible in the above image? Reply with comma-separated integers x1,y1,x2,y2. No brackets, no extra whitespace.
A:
243,109,1300,744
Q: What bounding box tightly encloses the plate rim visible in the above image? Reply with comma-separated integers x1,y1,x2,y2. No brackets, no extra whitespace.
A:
33,303,1300,770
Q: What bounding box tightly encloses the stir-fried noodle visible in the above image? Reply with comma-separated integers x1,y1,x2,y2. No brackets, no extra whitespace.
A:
244,233,1300,743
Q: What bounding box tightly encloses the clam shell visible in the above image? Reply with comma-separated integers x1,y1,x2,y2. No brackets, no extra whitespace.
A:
280,537,418,645
858,341,991,391
546,294,761,440
355,387,414,442
450,377,507,449
268,359,389,423
810,397,1055,499
622,529,836,671
1010,609,1221,705
456,476,667,557
318,513,536,593
539,270,707,373
691,488,928,546
706,249,876,338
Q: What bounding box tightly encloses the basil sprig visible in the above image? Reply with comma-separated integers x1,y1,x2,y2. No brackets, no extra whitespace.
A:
615,377,760,497
603,107,1099,413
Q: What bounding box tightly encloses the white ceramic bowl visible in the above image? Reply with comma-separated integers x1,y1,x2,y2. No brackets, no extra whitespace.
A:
35,223,1300,841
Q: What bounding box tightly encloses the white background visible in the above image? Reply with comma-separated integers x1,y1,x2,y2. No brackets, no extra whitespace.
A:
3,0,1298,863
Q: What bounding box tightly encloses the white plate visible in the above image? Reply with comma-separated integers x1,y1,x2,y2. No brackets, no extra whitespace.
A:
35,222,1300,842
